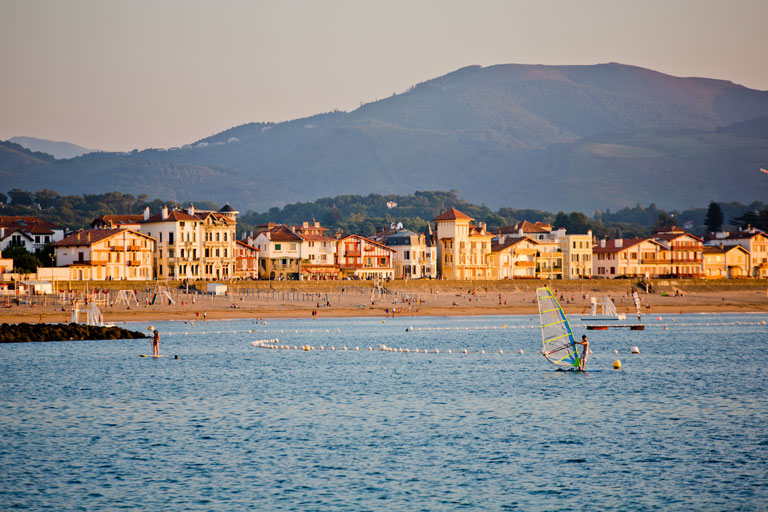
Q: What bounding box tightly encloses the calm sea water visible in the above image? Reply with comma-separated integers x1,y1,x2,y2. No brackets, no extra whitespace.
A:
1,313,767,511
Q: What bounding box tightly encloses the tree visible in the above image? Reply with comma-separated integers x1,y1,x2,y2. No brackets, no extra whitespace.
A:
704,202,724,233
8,188,35,206
0,191,7,204
34,189,61,209
2,246,41,273
653,212,676,230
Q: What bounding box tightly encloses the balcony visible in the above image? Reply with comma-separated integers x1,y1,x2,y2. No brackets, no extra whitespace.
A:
128,260,141,266
515,261,535,267
345,251,361,257
111,246,125,251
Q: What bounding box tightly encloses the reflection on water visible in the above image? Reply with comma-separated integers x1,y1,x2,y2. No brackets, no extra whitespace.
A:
1,314,767,510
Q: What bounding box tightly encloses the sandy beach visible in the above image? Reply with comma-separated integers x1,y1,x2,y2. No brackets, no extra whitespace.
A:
2,279,767,324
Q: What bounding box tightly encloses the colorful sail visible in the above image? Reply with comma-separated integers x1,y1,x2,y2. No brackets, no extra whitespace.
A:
632,290,642,321
536,286,580,368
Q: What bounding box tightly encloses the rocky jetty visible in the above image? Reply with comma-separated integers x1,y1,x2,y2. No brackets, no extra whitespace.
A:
0,323,148,343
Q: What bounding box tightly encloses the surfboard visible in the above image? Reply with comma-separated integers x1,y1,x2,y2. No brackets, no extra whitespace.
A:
139,354,168,358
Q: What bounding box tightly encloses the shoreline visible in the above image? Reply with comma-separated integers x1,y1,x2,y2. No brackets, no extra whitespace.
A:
2,280,766,324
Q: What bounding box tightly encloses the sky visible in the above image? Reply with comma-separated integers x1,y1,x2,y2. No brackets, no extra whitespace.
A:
1,0,767,152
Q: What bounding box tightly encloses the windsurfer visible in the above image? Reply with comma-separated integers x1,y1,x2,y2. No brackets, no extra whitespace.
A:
575,334,589,371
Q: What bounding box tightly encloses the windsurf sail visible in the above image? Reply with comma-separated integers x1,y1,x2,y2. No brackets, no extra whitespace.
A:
536,286,580,368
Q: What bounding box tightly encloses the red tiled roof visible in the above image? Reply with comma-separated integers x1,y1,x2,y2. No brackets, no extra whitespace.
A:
91,214,144,227
491,236,538,252
53,228,153,247
433,208,473,222
236,240,260,251
0,215,61,233
718,230,767,241
510,220,552,234
143,210,199,223
653,232,704,243
592,238,659,254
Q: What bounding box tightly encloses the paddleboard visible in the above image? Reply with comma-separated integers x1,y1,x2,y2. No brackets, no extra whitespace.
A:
139,354,168,358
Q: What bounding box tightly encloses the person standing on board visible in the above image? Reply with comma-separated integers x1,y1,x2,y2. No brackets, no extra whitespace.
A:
575,334,589,371
152,330,160,357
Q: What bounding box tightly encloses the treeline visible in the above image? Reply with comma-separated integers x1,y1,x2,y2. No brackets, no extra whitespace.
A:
0,189,219,230
2,188,767,240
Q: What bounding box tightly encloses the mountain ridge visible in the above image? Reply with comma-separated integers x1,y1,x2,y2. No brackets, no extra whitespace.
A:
3,62,768,212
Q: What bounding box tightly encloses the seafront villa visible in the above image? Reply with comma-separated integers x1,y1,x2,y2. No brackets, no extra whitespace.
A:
1,208,767,282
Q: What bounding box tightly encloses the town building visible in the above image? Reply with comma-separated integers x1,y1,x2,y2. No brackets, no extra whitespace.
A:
374,225,436,279
489,236,539,279
293,221,338,280
194,205,238,280
434,208,494,280
249,224,303,280
52,228,155,281
234,240,259,279
702,245,751,279
336,234,395,280
652,227,704,278
707,228,768,278
0,216,64,253
139,205,202,280
593,238,666,278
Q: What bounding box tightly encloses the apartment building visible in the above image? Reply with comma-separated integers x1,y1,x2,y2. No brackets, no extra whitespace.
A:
434,208,494,280
53,228,155,281
489,236,539,279
702,245,750,279
707,228,768,278
0,216,64,253
336,234,395,280
375,227,436,279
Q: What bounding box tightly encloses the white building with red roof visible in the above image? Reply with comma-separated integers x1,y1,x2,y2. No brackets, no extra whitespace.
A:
250,224,304,280
139,205,203,280
52,228,155,281
593,238,666,278
0,216,64,253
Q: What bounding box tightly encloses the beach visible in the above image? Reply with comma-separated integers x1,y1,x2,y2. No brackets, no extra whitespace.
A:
2,279,766,324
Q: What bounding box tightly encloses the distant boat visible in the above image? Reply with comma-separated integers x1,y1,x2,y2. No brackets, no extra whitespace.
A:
581,296,626,321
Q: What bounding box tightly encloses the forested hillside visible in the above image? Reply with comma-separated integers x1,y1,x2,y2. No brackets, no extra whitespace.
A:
3,188,766,240
3,63,768,212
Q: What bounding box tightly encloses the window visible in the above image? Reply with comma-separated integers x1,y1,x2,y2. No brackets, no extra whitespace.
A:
224,232,228,241
380,257,387,265
169,233,174,244
290,243,297,251
275,243,282,251
224,249,227,258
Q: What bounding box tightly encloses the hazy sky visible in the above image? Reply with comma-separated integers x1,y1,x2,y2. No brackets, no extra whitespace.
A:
2,0,767,152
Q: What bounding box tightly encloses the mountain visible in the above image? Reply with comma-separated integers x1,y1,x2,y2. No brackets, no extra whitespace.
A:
8,136,96,159
3,63,768,212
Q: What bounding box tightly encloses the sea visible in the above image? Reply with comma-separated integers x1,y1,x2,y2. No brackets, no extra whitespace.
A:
1,313,767,511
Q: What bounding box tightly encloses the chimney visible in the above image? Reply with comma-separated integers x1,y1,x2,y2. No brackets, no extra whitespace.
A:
600,239,606,248
314,221,320,228
188,204,195,216
87,232,90,242
161,204,168,220
478,222,487,232
143,206,150,221
518,228,524,236
615,238,623,248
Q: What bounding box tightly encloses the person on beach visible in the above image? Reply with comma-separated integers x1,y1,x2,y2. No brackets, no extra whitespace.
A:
575,335,589,371
152,330,160,357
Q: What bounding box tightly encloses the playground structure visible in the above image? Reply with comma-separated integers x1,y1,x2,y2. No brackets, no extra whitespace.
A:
115,289,138,307
149,284,175,306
